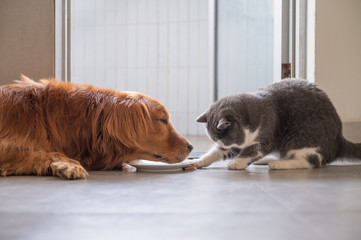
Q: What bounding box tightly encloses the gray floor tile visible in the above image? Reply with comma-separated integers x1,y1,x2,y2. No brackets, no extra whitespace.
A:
2,161,361,240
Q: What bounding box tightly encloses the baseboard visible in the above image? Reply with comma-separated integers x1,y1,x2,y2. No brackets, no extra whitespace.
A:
343,122,361,142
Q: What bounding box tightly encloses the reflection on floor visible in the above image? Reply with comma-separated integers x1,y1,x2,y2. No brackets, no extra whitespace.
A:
1,135,361,240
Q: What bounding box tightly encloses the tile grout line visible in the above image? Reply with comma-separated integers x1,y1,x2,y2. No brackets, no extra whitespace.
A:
255,183,329,240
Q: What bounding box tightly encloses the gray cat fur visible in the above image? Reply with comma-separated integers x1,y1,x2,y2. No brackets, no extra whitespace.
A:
197,79,361,167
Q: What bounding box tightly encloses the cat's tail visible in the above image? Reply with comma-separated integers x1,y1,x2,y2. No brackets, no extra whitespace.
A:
338,137,361,160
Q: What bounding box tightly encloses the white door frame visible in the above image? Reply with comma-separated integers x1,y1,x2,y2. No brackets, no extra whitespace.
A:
274,0,315,82
54,0,70,82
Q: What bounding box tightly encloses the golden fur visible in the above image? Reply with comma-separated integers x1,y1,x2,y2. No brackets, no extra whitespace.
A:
0,76,192,179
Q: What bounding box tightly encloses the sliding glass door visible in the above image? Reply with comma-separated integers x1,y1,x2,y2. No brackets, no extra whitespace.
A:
70,0,210,136
64,0,303,135
216,0,274,99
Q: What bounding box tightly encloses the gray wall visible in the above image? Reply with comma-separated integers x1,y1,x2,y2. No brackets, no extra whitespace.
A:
0,0,54,85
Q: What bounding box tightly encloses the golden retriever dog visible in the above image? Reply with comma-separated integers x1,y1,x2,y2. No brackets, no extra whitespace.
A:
0,76,193,179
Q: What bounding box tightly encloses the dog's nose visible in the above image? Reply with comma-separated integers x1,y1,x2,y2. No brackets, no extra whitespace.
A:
187,144,193,153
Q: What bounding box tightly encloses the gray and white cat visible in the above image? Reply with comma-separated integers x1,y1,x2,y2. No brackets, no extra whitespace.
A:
194,79,361,170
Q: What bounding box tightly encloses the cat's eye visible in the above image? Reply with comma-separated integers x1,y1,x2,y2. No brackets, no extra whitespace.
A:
160,118,168,124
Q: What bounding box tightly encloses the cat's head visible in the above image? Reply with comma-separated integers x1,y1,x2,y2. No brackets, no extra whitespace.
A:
197,97,245,149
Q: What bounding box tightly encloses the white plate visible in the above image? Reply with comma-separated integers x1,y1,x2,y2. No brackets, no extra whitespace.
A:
130,159,194,173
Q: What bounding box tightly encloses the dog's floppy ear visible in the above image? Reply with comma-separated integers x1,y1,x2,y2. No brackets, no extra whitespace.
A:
196,113,207,123
105,97,151,148
216,118,231,130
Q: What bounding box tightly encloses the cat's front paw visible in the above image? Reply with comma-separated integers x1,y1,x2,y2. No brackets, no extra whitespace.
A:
183,164,198,171
227,161,248,170
185,160,207,170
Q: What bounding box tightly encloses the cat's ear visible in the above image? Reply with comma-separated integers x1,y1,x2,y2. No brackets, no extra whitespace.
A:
217,118,231,130
196,113,207,123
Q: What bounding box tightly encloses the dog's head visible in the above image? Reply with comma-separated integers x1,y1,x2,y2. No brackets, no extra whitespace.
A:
106,92,192,163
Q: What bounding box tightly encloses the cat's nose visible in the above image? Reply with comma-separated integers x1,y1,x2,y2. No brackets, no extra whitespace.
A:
187,144,193,153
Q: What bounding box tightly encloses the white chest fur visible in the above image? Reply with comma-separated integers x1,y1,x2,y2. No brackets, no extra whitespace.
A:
217,127,260,149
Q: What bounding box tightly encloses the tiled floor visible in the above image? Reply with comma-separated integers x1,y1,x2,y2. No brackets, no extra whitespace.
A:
1,135,361,240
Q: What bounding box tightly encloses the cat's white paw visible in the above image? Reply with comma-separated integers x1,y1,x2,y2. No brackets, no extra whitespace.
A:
253,153,279,165
184,160,206,169
268,160,282,170
253,158,272,165
268,159,313,170
193,160,208,168
227,161,248,170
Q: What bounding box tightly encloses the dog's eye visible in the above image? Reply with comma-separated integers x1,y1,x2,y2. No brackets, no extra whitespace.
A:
160,118,168,124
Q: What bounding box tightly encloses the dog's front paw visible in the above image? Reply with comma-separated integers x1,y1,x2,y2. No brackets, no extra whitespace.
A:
0,164,9,177
50,162,88,179
227,160,248,170
122,163,137,173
